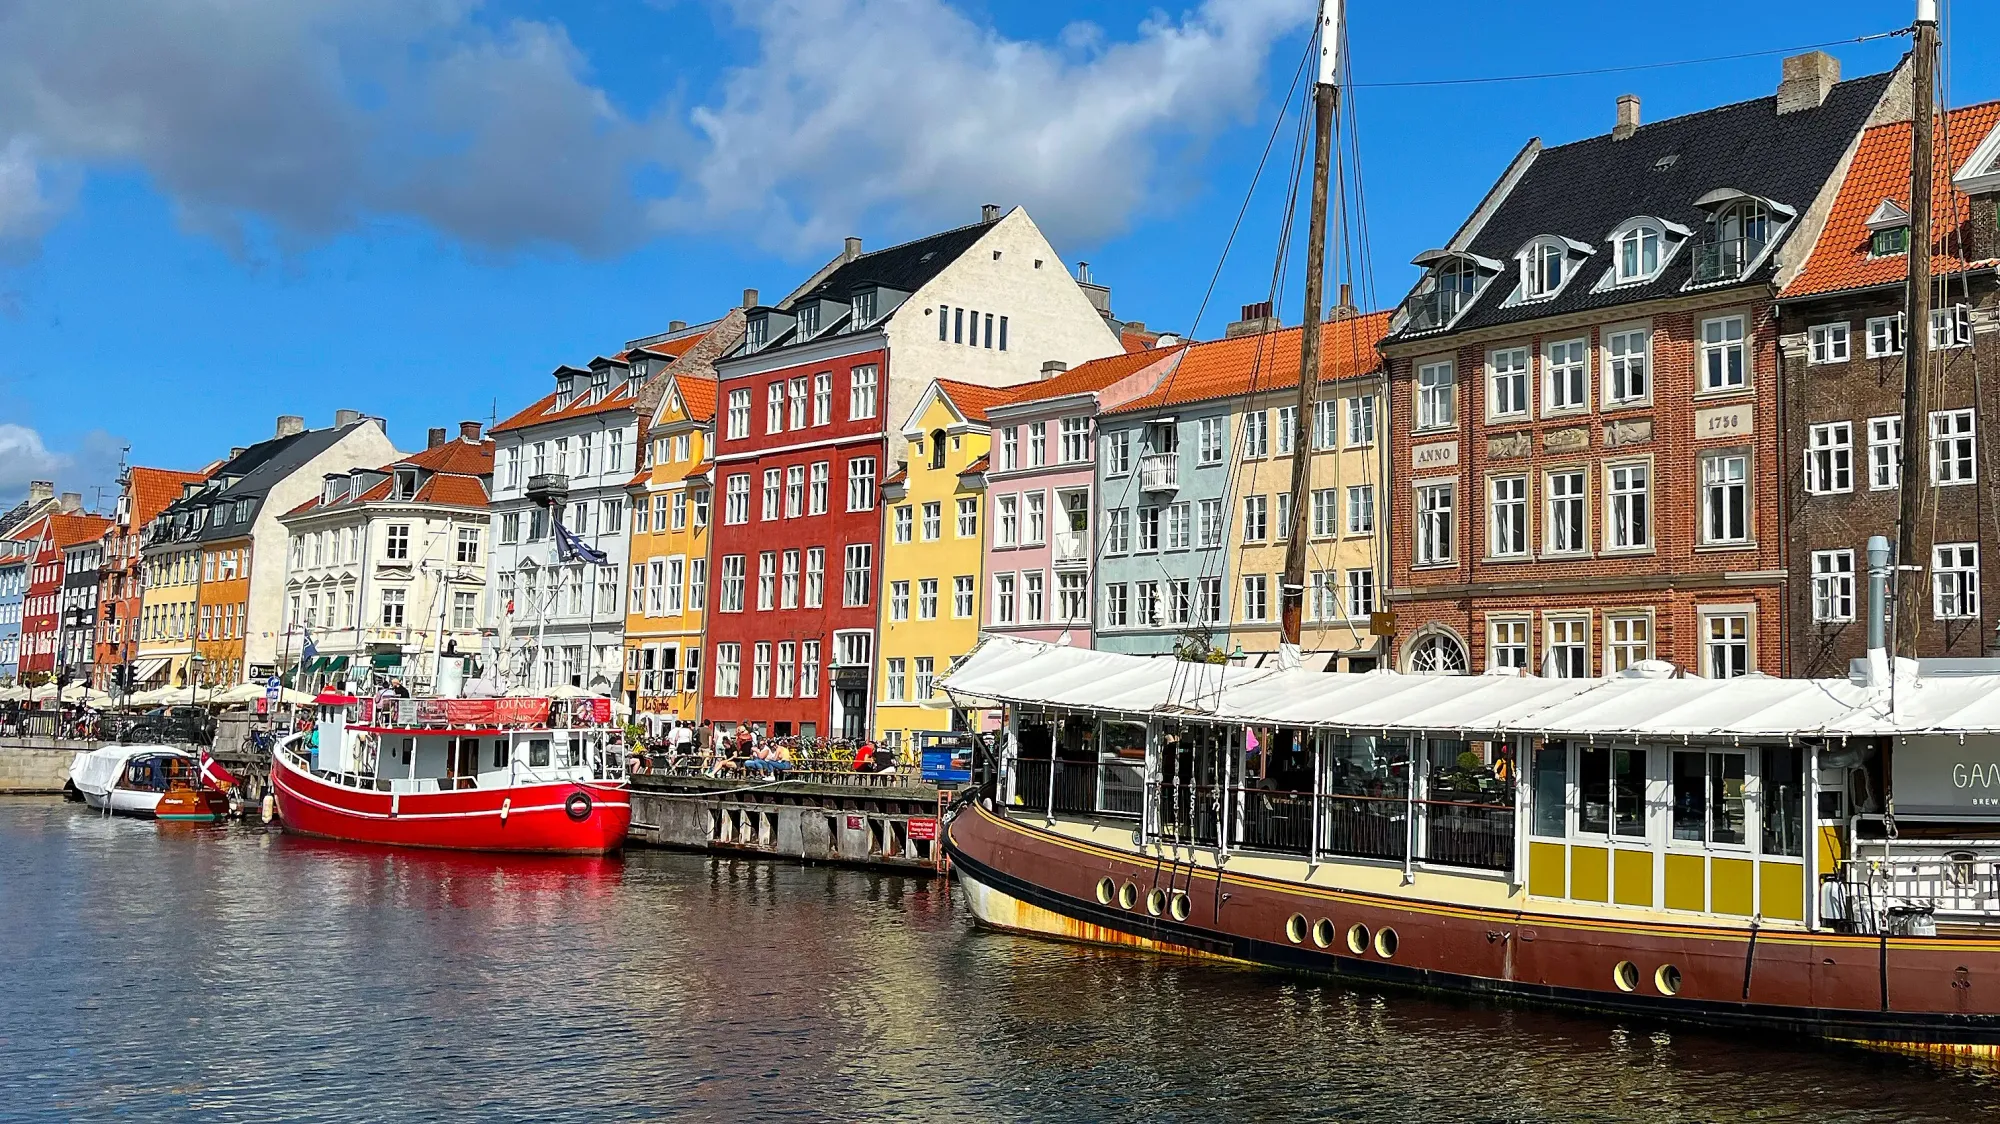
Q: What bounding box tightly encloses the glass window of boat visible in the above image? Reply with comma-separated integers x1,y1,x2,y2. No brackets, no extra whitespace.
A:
1531,741,1567,838
490,740,508,770
1760,747,1805,857
529,738,551,768
1577,746,1646,838
399,738,414,766
1323,734,1409,800
1098,721,1145,815
1671,751,1746,846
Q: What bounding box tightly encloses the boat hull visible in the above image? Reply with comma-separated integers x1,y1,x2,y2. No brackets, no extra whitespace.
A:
270,751,630,855
945,801,2000,1061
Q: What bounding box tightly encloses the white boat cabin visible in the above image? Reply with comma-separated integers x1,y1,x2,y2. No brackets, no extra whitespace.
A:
301,696,627,793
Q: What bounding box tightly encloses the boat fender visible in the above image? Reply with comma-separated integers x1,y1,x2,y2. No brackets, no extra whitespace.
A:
261,794,276,824
501,797,510,824
564,791,592,822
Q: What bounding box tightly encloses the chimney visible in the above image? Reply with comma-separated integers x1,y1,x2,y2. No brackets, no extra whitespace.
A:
844,236,863,261
459,421,483,443
1613,94,1640,141
427,427,447,449
333,408,362,428
981,203,1000,222
1226,301,1281,338
742,288,759,309
229,447,247,459
27,481,52,505
1777,51,1839,115
59,492,82,513
276,415,306,438
1123,321,1146,334
1076,261,1092,284
1040,360,1068,380
668,319,687,332
1329,283,1359,321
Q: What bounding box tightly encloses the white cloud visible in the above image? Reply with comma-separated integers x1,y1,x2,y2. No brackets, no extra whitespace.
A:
0,424,125,507
0,0,1307,256
0,423,67,497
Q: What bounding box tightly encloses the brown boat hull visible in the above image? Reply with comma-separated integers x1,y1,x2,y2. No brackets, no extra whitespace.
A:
945,802,2000,1060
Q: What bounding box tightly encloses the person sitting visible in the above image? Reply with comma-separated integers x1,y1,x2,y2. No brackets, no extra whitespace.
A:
853,740,874,773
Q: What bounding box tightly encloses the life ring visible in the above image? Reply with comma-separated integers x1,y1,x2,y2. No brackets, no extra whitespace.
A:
564,791,593,822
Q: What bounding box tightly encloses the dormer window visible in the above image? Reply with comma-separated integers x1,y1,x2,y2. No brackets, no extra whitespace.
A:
590,368,611,401
1401,250,1499,332
1865,199,1911,258
797,304,820,337
852,289,878,325
1521,237,1567,299
556,374,575,405
1601,216,1689,288
1691,190,1790,284
394,469,418,500
323,479,347,505
746,314,769,348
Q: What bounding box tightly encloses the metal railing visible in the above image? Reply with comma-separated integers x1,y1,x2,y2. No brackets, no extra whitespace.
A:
1052,530,1090,567
1234,787,1312,855
1839,855,2000,929
1691,234,1768,284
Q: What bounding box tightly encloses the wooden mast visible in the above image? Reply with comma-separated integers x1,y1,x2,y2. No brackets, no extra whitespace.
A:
1277,0,1345,668
1893,0,1939,658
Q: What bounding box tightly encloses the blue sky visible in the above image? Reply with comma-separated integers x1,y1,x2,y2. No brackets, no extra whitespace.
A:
0,0,1991,509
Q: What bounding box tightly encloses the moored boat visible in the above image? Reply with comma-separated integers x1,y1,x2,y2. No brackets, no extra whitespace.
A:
68,745,230,822
268,691,631,855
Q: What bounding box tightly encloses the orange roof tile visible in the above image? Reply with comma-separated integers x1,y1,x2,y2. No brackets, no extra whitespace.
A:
51,513,112,549
672,373,719,423
1787,101,2000,299
933,378,1027,423
959,452,991,476
416,475,489,507
1112,312,1390,414
999,348,1184,410
399,437,494,476
128,466,210,528
639,327,715,360
492,382,642,434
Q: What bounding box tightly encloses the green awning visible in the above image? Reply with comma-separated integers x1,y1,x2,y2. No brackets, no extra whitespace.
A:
302,656,325,674
370,653,401,669
325,655,350,673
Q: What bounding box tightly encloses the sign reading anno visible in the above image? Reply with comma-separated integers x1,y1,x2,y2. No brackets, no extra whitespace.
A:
1412,441,1459,469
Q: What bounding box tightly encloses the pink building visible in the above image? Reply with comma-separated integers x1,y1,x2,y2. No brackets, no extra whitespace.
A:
979,348,1181,645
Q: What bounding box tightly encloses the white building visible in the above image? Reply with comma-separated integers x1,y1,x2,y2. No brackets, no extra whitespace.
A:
278,422,493,690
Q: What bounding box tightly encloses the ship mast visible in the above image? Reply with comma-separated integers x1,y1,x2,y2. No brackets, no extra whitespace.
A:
1892,0,1939,659
1277,0,1346,669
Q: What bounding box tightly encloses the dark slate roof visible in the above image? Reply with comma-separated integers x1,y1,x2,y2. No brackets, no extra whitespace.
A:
153,423,366,545
794,218,996,305
1393,68,1896,340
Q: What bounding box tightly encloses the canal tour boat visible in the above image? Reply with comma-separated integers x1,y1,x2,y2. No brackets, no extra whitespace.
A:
268,691,631,855
68,745,231,822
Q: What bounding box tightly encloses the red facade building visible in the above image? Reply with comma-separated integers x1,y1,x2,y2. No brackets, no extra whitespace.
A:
19,513,110,678
96,466,210,691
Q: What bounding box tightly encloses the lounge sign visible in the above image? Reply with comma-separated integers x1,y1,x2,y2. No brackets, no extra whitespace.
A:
1893,734,2000,818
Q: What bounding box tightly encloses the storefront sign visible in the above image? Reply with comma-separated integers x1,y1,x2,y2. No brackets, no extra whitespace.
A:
1893,734,2000,817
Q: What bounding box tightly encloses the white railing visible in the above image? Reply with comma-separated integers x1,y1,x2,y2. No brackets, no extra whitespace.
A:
1140,454,1178,492
1053,530,1089,567
1839,854,2000,930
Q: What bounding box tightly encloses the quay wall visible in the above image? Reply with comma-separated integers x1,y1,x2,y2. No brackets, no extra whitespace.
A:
0,741,89,793
627,774,946,873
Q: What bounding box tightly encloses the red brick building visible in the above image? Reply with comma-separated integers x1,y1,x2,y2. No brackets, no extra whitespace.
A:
1382,55,1902,678
1776,99,2000,675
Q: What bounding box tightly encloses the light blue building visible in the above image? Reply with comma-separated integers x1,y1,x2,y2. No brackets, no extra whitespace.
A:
0,546,27,683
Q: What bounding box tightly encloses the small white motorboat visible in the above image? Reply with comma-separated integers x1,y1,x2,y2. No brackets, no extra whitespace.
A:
68,745,229,821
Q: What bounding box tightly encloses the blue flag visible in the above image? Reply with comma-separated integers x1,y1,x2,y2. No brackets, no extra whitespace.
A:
300,628,318,664
554,518,610,566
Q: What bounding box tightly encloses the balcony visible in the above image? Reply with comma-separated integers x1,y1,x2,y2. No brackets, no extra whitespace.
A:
1399,286,1472,332
1053,529,1089,569
1691,234,1767,285
525,473,570,507
1139,453,1179,493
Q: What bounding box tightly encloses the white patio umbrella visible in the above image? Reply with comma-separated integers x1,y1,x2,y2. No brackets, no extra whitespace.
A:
211,682,267,706
0,684,27,702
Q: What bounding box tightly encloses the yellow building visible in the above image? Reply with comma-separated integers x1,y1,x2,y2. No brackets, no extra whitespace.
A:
136,482,208,692
622,371,717,724
875,379,1014,750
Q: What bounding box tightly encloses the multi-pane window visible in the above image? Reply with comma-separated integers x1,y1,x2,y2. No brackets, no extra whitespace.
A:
1103,507,1130,554
1866,314,1906,358
1312,399,1338,450
842,544,872,607
757,552,777,611
849,366,878,420
1606,463,1649,549
1102,582,1129,628
1808,322,1851,364
1197,417,1224,465
893,505,913,544
776,643,795,698
1490,619,1529,670
1606,327,1649,403
890,580,909,621
1704,614,1750,679
1489,347,1529,417
1806,422,1854,494
1812,549,1855,622
1931,409,1976,485
1166,579,1191,626
1416,483,1454,564
1701,454,1749,544
999,429,1019,471
1614,223,1661,282
689,558,706,611
847,457,877,510
1606,615,1651,673
789,377,808,429
810,462,829,514
1869,417,1902,490
1346,485,1373,534
1309,571,1340,621
752,643,771,698
1934,543,1980,620
813,372,832,426
726,389,751,439
1489,476,1527,557
1276,405,1296,454
385,524,410,561
953,575,974,618
714,644,741,697
380,588,407,627
993,573,1016,624
725,474,750,524
1346,569,1375,619
799,641,819,698
1931,304,1973,350
781,550,800,609
1060,417,1091,463
1103,429,1131,474
1029,422,1047,467
1241,495,1268,543
786,465,805,518
1025,491,1046,544
1198,499,1224,548
1310,488,1340,538
1199,577,1223,625
767,382,785,433
456,527,480,565
1546,619,1587,677
1545,338,1587,412
921,501,941,541
915,657,936,703
913,578,938,621
1241,410,1268,459
719,554,746,612
762,469,782,521
957,497,978,538
804,548,824,608
1346,396,1375,446
1417,360,1455,429
1545,471,1586,554
1241,574,1269,622
1699,315,1747,392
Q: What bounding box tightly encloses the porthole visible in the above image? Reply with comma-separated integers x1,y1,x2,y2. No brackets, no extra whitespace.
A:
1146,888,1166,917
1118,881,1138,910
1312,918,1335,949
1169,891,1191,922
1095,877,1115,905
1285,914,1308,945
1374,927,1400,960
1346,923,1370,955
1614,961,1640,993
1654,964,1682,996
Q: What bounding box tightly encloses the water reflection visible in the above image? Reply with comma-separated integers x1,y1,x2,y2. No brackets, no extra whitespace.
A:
5,797,2000,1123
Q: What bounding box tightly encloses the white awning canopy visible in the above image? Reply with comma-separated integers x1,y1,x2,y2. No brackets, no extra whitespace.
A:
940,636,2000,742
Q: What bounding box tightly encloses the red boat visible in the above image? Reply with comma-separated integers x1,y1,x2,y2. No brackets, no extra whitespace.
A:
269,691,631,855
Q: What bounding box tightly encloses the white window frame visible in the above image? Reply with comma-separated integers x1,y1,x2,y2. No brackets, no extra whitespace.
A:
1417,360,1456,430
1812,549,1856,623
1808,322,1851,365
1487,346,1530,419
1698,314,1748,393
1930,409,1976,486
1933,543,1980,620
1868,416,1902,491
1805,421,1854,495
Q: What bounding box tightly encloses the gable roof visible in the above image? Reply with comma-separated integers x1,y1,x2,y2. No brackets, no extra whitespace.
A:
1393,67,1896,338
398,436,494,477
284,435,492,518
996,347,1183,412
51,513,111,550
1784,99,2000,300
1110,312,1391,415
128,467,209,528
934,379,1024,424
668,372,719,424
793,218,998,307
491,377,642,435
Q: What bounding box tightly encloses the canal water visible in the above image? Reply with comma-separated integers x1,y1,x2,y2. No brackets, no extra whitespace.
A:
6,797,2000,1123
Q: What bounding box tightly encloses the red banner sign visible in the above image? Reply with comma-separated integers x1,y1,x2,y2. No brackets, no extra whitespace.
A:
907,816,938,842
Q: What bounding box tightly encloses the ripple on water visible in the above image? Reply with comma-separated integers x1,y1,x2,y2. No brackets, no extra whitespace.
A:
4,796,2000,1123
